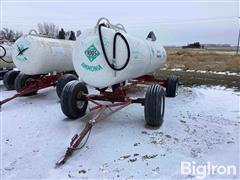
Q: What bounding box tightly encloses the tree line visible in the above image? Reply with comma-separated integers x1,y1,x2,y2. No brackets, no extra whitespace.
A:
0,22,80,42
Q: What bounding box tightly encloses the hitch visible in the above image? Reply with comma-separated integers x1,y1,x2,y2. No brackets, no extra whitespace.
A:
56,121,93,166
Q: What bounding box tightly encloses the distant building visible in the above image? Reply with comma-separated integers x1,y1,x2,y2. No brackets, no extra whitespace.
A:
182,42,203,49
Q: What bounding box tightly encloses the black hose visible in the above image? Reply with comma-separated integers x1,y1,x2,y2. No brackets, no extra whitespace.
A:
0,45,6,58
98,23,130,71
0,45,13,64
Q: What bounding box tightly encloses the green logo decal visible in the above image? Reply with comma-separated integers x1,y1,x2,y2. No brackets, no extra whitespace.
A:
84,44,100,62
16,39,30,62
16,45,29,61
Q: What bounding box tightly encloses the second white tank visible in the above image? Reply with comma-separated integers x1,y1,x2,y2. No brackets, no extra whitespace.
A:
12,35,75,75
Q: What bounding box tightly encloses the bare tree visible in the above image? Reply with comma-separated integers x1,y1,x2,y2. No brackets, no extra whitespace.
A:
37,22,59,38
15,31,23,40
37,22,80,40
0,28,22,42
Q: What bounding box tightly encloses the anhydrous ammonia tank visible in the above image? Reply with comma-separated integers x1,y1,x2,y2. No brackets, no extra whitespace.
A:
12,35,75,75
73,20,167,88
0,44,15,69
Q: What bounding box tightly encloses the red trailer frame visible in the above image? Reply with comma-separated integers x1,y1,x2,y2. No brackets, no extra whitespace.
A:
56,75,168,166
0,73,60,107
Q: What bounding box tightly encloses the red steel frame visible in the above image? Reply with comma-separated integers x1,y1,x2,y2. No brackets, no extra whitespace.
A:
56,75,167,166
0,74,60,107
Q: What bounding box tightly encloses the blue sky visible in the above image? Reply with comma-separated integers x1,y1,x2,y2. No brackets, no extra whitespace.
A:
1,0,239,45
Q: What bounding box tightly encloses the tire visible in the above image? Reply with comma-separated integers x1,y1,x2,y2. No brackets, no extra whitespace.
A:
144,84,165,127
166,75,178,97
56,74,78,98
61,80,88,119
14,73,38,96
3,70,20,90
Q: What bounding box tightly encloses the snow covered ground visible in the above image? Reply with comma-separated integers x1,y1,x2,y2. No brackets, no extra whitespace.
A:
1,83,239,179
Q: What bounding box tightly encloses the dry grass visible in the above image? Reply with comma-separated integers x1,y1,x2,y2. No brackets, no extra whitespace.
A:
165,48,240,73
155,70,240,90
153,48,240,90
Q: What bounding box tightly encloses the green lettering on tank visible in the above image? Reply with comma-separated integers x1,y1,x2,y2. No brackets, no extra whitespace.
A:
81,62,103,72
132,50,144,60
84,44,100,62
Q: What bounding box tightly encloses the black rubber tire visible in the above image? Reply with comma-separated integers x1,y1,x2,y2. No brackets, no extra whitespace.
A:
3,70,20,90
166,75,178,97
14,73,38,96
61,80,88,119
56,74,78,98
144,84,165,127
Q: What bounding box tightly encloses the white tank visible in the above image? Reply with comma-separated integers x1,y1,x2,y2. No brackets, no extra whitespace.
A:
73,24,167,88
12,35,75,75
0,44,15,69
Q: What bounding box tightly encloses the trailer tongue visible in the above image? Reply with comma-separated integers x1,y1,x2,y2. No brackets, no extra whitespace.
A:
56,100,130,166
